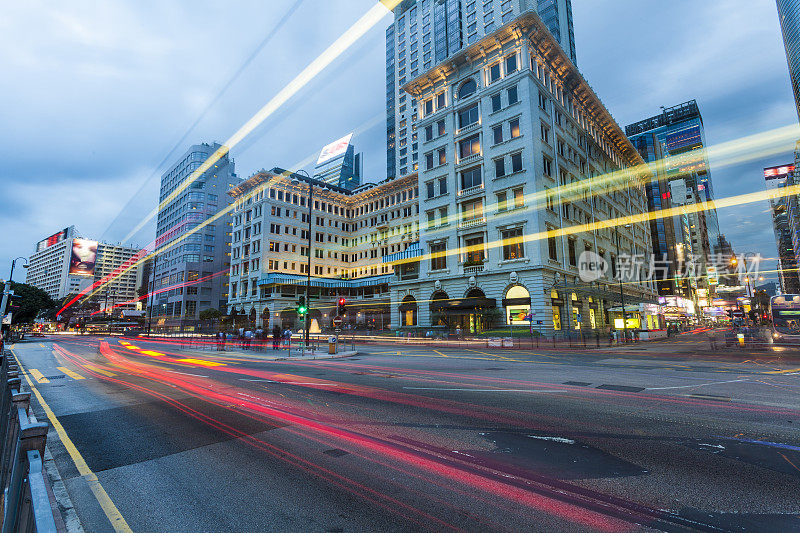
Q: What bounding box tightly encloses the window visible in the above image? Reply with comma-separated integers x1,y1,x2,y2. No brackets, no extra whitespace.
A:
439,207,448,225
548,232,558,260
437,119,445,136
425,152,434,170
458,78,477,98
426,181,435,198
494,158,506,178
461,198,483,221
491,93,501,112
460,166,482,190
508,85,518,105
431,242,447,270
425,124,434,141
424,99,433,115
458,103,479,128
489,63,501,82
568,238,577,266
436,92,446,109
458,134,480,159
543,156,553,176
513,188,524,209
464,235,485,263
438,177,448,195
509,118,520,138
493,125,503,144
497,191,507,211
538,91,548,110
502,228,523,260
511,152,523,173
437,147,446,166
540,124,550,144
505,54,517,74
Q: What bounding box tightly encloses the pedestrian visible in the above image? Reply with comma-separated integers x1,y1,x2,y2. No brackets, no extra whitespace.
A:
244,329,252,350
215,332,222,351
283,328,293,350
272,325,281,350
609,329,615,346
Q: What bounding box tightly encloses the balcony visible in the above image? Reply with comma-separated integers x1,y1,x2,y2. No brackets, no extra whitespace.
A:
457,183,484,198
455,122,480,137
463,261,485,274
458,216,486,229
458,153,482,166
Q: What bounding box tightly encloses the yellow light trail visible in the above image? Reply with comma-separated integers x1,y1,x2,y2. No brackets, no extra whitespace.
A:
123,0,401,243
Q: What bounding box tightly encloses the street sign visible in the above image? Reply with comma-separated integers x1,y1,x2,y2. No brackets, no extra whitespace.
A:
536,320,543,325
332,316,343,327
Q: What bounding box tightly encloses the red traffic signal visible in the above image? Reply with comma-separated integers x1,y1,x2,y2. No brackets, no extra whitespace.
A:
337,297,346,316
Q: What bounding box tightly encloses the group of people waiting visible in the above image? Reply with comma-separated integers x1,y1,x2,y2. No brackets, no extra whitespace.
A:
213,325,294,351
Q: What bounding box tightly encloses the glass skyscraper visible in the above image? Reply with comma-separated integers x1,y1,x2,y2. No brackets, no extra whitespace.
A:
777,0,800,121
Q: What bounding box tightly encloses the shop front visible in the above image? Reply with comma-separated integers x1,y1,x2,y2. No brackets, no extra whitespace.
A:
430,288,497,335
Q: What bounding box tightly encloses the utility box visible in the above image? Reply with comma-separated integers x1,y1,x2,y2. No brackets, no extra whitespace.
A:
328,335,338,354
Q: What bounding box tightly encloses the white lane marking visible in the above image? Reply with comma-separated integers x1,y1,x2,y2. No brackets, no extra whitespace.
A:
167,370,209,378
526,435,575,444
647,378,750,390
402,387,563,393
239,378,338,386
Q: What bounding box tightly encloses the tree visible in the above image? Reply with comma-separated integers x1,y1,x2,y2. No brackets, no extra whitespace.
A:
199,308,222,320
8,282,55,324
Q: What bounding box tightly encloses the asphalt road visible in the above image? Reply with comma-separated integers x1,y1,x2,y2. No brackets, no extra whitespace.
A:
8,334,800,532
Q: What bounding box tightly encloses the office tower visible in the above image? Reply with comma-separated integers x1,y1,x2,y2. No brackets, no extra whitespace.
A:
389,10,656,335
627,101,721,298
148,143,241,329
313,134,363,191
764,163,800,293
777,0,800,121
26,226,142,311
386,0,577,181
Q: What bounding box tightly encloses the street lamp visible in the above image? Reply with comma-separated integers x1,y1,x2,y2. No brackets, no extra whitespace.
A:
614,224,631,343
0,257,29,330
291,169,313,346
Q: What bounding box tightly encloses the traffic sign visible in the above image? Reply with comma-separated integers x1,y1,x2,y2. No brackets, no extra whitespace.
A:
332,316,343,327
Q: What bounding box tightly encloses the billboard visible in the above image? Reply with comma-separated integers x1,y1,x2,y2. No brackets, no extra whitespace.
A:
764,164,795,180
316,133,353,165
36,227,69,252
69,239,98,276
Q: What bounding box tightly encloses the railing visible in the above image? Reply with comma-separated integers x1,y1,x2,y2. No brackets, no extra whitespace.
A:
455,122,480,136
0,351,58,533
457,183,484,197
463,263,485,274
458,217,486,229
458,153,482,165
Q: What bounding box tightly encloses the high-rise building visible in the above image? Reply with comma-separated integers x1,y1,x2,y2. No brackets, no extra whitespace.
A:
777,0,800,121
25,226,142,311
313,134,363,191
147,143,241,329
390,9,656,334
385,0,577,181
626,101,722,302
764,163,800,293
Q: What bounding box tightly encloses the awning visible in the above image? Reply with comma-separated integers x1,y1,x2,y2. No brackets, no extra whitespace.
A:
502,297,531,307
258,273,392,288
383,242,421,263
430,297,497,312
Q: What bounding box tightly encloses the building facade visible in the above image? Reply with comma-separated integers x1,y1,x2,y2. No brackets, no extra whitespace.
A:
147,143,241,329
313,134,363,191
627,100,721,306
385,0,577,181
26,226,142,311
765,163,800,293
226,169,419,331
389,10,656,335
778,0,800,122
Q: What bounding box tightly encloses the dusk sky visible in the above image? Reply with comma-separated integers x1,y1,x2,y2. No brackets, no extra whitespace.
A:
0,0,795,283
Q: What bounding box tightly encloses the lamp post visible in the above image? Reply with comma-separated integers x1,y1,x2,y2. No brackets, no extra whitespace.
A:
291,169,313,346
0,256,29,325
614,225,630,343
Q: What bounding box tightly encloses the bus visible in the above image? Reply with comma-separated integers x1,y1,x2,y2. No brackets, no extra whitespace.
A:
769,294,800,342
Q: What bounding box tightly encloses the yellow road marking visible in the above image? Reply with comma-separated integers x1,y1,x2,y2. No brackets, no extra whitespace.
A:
57,366,85,380
433,350,449,358
176,358,225,367
30,368,49,383
85,364,116,377
464,349,523,362
39,343,46,348
118,341,130,345
12,350,132,532
764,368,800,374
140,350,164,357
123,345,139,350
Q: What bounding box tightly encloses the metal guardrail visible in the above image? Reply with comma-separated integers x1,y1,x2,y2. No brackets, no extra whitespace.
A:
0,351,57,533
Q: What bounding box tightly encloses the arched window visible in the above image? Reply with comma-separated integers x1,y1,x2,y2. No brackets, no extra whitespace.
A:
504,285,531,325
458,78,477,99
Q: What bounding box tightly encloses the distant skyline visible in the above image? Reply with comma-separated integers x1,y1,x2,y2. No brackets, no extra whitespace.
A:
0,1,796,285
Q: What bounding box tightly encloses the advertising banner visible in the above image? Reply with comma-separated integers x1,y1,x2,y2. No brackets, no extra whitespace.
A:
69,239,98,276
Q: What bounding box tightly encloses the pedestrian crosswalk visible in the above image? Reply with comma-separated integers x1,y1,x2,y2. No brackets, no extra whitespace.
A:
28,366,87,382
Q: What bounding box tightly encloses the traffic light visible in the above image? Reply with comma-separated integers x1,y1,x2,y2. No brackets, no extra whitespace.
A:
8,292,22,311
297,296,307,316
337,297,346,316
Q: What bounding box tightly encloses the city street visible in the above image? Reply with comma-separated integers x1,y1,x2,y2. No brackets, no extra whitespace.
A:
9,333,800,532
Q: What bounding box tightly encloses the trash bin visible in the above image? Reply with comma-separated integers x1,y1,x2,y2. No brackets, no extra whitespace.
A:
328,335,338,354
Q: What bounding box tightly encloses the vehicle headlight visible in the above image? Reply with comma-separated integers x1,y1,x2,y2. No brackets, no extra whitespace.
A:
774,332,781,339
